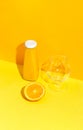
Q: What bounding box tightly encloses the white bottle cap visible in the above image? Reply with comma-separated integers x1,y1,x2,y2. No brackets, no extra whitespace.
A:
25,40,37,48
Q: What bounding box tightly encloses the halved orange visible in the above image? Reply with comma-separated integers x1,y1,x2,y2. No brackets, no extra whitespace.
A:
24,83,45,101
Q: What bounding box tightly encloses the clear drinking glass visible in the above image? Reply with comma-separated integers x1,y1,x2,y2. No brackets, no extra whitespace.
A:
41,55,70,91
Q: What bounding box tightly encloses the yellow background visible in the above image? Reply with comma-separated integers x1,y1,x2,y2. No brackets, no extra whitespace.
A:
0,60,83,130
0,0,83,80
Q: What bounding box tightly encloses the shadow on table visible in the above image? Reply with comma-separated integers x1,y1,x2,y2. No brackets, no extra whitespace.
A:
21,86,27,100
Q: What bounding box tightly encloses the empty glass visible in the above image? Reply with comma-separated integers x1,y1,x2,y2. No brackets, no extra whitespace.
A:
41,55,70,91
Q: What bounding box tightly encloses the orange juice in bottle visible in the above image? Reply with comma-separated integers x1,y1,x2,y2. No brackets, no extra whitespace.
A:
23,40,39,81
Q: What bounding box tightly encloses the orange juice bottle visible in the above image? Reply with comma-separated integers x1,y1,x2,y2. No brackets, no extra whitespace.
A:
23,40,39,81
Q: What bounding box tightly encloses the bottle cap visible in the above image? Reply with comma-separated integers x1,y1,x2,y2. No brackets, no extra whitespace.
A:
25,40,37,48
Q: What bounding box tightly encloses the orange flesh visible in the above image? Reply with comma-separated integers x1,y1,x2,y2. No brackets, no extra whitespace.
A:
26,84,44,99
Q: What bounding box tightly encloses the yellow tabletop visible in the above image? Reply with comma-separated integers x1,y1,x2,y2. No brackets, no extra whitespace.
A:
0,60,83,130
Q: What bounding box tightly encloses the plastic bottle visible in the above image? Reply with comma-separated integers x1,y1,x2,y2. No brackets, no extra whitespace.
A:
23,40,39,81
